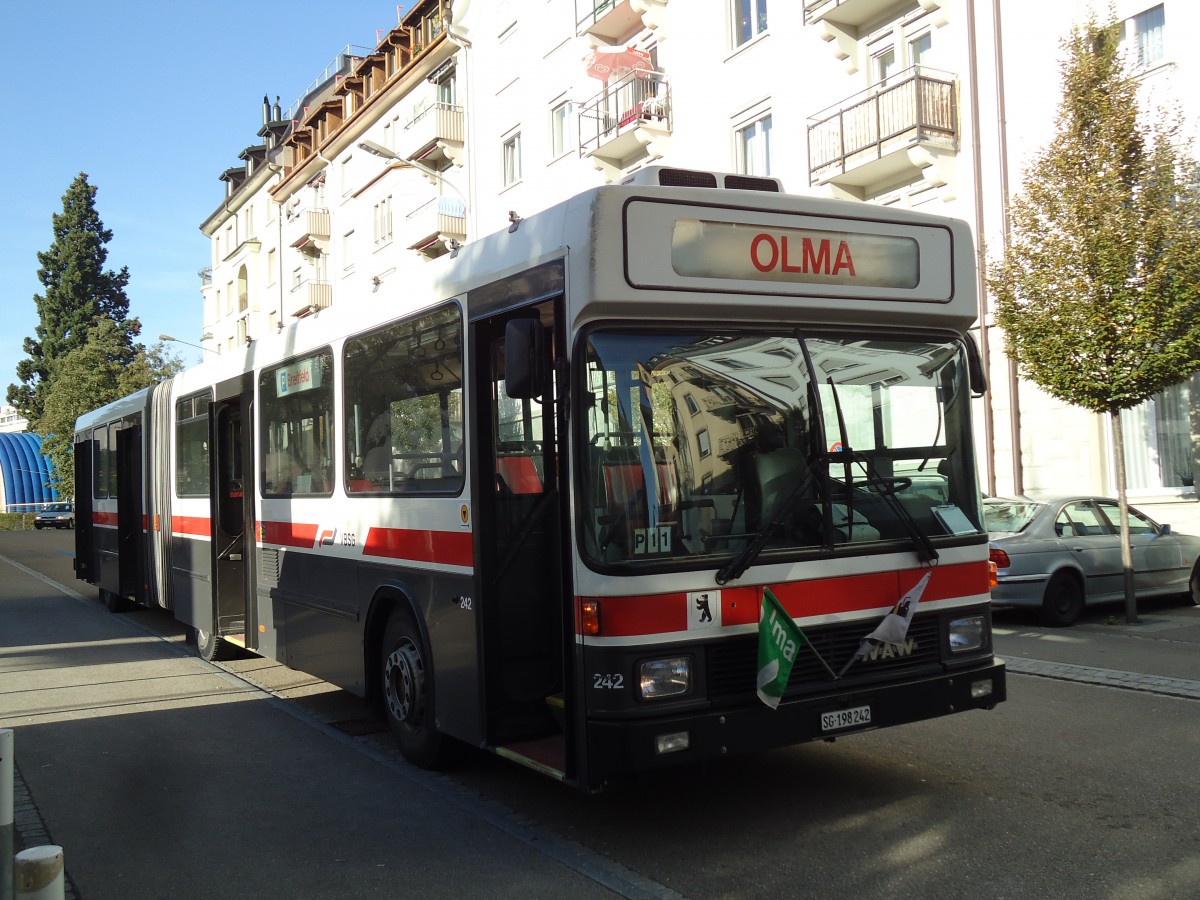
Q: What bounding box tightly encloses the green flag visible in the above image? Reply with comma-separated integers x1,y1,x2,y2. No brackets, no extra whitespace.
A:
756,587,806,709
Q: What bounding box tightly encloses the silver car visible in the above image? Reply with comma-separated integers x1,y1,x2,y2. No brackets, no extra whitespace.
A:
985,496,1200,626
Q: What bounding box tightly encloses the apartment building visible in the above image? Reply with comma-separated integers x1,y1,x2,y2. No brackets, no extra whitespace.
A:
198,0,1200,528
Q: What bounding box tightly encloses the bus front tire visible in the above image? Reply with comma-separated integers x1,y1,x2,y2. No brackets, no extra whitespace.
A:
382,609,443,768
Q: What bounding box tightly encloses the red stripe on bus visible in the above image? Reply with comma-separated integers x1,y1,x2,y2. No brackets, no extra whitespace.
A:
362,527,474,567
92,511,118,527
172,516,211,537
259,521,320,548
577,561,990,636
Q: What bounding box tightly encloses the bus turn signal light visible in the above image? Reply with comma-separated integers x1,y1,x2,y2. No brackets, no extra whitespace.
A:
580,600,601,635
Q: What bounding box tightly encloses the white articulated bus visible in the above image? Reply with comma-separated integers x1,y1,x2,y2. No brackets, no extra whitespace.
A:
75,168,1005,791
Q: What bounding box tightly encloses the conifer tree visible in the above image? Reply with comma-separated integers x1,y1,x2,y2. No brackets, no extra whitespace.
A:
8,173,140,426
988,14,1200,623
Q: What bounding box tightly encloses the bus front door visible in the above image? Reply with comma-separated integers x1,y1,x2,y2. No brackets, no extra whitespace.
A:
472,295,569,774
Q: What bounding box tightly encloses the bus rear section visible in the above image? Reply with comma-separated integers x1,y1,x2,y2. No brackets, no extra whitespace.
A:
73,389,153,613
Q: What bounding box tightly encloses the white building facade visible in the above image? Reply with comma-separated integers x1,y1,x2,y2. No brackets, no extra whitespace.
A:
198,0,1200,529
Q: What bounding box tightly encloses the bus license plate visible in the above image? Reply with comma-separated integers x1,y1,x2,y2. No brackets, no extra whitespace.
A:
821,705,871,732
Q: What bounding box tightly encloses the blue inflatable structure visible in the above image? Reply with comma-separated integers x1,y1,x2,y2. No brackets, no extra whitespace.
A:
0,432,59,512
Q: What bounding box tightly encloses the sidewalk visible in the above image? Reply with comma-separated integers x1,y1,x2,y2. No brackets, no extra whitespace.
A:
0,554,622,900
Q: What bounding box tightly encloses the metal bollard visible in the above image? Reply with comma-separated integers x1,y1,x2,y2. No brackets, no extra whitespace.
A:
1,728,12,900
13,846,63,900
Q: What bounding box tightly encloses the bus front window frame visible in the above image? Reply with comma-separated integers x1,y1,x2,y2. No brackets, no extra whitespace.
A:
576,326,985,575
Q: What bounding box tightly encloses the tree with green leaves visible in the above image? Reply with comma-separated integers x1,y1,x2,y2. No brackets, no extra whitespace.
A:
8,173,140,427
988,13,1200,623
38,319,183,498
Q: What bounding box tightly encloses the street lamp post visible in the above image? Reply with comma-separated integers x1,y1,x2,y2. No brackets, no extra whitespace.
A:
356,140,470,213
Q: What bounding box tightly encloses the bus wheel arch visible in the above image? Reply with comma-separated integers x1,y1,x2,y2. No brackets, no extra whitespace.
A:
379,602,444,768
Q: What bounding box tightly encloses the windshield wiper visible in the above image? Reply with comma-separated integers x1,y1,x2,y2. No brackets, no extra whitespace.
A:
715,461,818,585
824,375,938,565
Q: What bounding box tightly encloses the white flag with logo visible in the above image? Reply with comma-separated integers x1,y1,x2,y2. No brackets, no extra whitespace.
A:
839,570,932,676
865,570,931,648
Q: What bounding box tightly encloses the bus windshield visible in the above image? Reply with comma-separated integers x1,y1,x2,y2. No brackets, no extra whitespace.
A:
580,329,983,570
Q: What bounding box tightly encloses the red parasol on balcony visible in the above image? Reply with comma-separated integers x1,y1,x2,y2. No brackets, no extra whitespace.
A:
584,45,653,81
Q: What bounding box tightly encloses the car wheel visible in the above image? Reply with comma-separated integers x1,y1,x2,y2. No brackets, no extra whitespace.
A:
1187,562,1200,607
1041,572,1084,627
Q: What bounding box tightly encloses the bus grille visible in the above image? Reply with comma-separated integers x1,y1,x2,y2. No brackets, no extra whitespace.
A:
706,614,942,704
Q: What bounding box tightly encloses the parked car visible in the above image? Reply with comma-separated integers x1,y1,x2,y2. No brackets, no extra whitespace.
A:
34,502,74,530
985,496,1200,626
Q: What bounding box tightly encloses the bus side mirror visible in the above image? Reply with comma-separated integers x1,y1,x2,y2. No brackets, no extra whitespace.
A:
505,318,547,399
963,332,988,397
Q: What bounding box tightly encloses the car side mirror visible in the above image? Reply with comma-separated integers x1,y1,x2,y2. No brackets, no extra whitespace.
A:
1160,523,1172,535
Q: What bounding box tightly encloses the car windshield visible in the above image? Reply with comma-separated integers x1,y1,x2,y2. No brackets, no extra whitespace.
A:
580,328,985,570
983,499,1042,534
44,504,71,513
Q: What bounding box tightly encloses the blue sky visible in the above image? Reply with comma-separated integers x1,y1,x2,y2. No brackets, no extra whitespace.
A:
0,3,399,388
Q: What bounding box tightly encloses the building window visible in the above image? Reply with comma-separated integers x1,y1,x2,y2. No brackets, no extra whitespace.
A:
341,154,354,197
1132,5,1165,67
735,114,772,176
550,101,573,158
732,0,767,47
373,196,393,245
910,32,932,67
503,132,522,186
267,248,277,286
1119,375,1195,491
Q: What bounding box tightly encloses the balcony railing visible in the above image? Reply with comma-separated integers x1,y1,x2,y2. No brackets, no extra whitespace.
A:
284,208,331,252
807,66,957,187
578,72,671,163
403,195,466,256
403,101,465,167
289,280,332,318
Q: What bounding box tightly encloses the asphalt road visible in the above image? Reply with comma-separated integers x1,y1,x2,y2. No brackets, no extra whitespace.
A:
4,529,1199,899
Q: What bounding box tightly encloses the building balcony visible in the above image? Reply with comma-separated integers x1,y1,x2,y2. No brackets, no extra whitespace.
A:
284,208,331,254
403,196,467,259
578,72,671,181
403,101,465,168
576,0,668,42
288,280,332,318
807,66,957,195
804,0,944,28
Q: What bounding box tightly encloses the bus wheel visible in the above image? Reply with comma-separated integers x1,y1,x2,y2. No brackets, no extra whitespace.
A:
382,609,443,768
100,589,131,613
194,627,234,662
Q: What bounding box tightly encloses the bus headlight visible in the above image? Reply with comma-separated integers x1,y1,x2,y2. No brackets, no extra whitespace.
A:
639,657,692,699
949,615,985,653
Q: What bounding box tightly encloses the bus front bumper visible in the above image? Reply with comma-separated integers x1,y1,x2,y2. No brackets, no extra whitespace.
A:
584,659,1006,788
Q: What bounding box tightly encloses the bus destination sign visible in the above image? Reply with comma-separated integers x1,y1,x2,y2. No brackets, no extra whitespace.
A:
671,219,919,289
276,356,324,397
